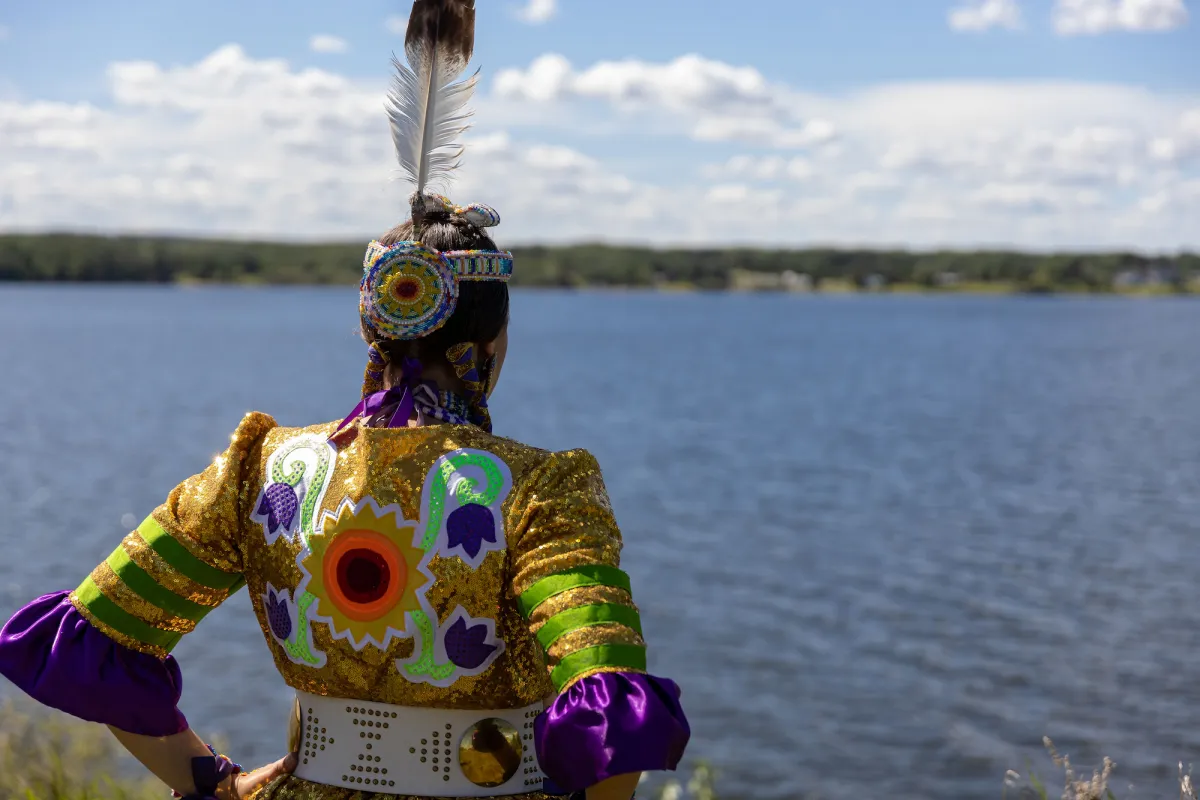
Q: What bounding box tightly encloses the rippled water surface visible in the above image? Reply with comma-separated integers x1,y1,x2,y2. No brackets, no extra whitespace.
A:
3,286,1200,800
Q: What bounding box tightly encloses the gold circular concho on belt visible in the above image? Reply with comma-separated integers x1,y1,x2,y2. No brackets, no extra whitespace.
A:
458,718,523,788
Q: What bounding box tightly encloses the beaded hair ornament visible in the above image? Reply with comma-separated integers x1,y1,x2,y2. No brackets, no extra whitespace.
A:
350,0,508,433
360,193,513,343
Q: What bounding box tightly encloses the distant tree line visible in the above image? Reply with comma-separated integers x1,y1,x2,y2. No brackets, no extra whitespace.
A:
1,233,1197,292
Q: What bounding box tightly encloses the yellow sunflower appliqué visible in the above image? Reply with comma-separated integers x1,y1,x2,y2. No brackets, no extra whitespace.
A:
382,270,435,316
300,497,432,651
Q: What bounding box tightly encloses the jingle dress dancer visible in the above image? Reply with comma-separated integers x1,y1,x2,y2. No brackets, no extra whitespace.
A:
0,2,690,798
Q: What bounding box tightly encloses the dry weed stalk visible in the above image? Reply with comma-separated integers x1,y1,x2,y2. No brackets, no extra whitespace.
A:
1007,738,1200,800
1181,762,1197,800
1043,737,1114,800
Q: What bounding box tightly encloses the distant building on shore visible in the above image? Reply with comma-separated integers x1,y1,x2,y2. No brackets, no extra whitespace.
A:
1113,259,1180,290
730,269,813,292
782,270,813,292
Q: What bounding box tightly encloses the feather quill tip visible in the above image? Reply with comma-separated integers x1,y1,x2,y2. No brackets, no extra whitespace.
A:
389,0,481,235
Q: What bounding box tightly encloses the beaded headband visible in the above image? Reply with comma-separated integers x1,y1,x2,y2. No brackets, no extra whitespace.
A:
359,199,514,342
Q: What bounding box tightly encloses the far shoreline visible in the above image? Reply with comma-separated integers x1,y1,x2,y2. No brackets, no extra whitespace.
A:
2,232,1196,295
1,278,1195,299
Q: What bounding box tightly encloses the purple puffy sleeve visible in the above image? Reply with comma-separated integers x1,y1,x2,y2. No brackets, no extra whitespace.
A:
509,450,691,793
535,672,690,793
0,592,188,735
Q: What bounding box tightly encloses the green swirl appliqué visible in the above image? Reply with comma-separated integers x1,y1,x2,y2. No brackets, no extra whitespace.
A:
283,592,323,666
420,452,505,550
401,450,511,684
272,460,306,489
402,609,455,682
271,439,331,537
265,436,334,667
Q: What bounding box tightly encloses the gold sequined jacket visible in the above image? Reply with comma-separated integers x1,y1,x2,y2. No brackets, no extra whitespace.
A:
0,413,689,800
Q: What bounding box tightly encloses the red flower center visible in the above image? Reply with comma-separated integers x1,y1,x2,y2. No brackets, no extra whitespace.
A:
336,548,391,605
393,278,421,301
320,529,409,621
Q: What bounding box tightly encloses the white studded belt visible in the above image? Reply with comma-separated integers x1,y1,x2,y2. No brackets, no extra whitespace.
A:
292,691,547,797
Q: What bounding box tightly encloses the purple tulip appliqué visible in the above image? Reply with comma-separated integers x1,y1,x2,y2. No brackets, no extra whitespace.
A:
444,616,499,670
257,483,299,534
266,589,293,641
445,504,497,560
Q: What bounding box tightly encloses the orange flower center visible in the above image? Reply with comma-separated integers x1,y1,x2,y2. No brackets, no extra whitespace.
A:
322,529,408,621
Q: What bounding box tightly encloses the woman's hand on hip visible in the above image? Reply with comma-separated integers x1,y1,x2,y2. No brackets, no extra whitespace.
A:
220,752,298,800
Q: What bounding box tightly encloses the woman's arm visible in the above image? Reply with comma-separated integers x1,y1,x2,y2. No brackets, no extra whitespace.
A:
508,450,690,796
109,727,296,799
108,727,216,795
0,414,287,797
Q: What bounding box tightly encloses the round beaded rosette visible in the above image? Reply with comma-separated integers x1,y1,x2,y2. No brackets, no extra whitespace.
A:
360,242,460,341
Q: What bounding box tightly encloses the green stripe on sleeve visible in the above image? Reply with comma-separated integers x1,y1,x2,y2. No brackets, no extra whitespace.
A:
518,565,632,618
137,517,242,591
536,603,643,651
549,644,647,693
74,578,184,653
104,548,212,623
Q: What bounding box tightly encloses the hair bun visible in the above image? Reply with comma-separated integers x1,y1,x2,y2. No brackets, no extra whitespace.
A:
418,193,501,228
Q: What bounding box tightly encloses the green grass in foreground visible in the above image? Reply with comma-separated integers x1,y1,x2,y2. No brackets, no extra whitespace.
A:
0,699,161,800
0,700,1193,800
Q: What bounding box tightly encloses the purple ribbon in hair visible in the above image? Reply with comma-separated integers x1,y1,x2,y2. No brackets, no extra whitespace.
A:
335,357,434,436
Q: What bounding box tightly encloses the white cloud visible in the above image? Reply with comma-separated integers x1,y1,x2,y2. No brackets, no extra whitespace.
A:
706,184,751,203
877,124,1150,184
494,54,837,149
385,16,407,36
1054,0,1189,34
972,182,1104,212
948,0,1025,31
516,0,558,24
0,100,103,152
309,35,348,54
692,117,837,149
1,45,1199,251
704,155,819,182
496,53,775,111
490,51,1200,247
0,45,666,244
1149,109,1200,163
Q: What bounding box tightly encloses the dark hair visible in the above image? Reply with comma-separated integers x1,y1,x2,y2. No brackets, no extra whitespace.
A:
361,210,510,389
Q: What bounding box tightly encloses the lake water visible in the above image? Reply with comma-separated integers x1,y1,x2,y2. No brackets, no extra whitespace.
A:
3,286,1200,800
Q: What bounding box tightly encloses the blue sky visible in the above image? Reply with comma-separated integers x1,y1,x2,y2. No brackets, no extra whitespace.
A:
3,1,1196,93
0,0,1197,250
